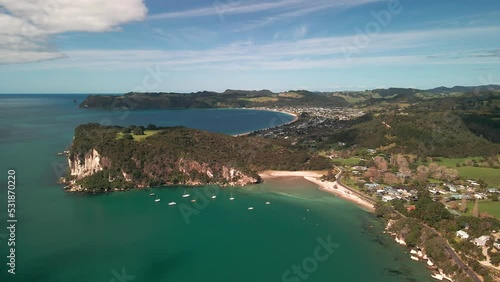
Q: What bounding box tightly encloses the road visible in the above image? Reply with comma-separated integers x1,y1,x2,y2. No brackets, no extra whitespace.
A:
335,167,482,282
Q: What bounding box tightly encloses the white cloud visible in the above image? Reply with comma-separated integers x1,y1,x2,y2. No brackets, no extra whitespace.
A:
0,0,147,64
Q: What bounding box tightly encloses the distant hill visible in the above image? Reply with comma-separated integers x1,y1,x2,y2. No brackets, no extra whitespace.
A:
427,85,500,94
80,89,348,109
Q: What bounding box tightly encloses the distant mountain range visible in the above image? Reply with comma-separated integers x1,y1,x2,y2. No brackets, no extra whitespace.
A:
426,85,500,94
79,85,500,109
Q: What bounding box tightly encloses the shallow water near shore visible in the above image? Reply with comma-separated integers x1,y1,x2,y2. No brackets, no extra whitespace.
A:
0,95,433,281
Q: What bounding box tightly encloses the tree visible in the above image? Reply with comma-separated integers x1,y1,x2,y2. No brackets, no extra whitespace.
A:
326,170,336,181
121,128,131,134
443,168,459,182
364,166,380,180
460,196,467,213
384,172,399,185
147,124,157,130
472,199,480,218
414,165,429,182
123,133,133,140
133,127,144,135
374,156,388,172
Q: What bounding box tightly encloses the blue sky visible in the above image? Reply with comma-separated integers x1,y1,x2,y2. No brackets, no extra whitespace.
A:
0,0,499,93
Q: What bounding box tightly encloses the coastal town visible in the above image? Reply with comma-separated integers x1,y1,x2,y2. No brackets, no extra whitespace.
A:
248,106,364,141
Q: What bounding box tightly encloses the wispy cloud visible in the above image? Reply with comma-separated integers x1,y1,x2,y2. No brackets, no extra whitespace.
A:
231,0,380,32
149,0,382,31
148,0,305,20
12,26,499,71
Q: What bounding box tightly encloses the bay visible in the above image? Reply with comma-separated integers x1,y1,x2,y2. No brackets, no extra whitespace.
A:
0,94,433,281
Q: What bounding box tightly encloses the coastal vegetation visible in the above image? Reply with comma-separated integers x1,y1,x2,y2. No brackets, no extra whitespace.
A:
66,123,331,192
376,194,500,281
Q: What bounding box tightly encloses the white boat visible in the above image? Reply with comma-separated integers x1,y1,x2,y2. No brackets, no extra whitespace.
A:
168,202,176,206
190,199,196,203
229,192,234,200
410,255,419,261
149,193,155,196
265,201,271,205
431,273,443,280
211,195,217,199
182,189,190,198
154,198,161,202
248,207,254,210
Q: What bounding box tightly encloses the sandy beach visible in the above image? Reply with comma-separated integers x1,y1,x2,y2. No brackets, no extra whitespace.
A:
232,109,299,137
259,170,375,212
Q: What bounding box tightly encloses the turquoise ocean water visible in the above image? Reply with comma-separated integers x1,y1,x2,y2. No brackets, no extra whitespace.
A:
0,95,433,282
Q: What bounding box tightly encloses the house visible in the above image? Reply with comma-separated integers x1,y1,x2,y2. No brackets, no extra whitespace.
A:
353,166,368,171
494,241,500,250
456,230,470,240
451,194,463,200
382,195,394,202
364,183,379,190
474,193,487,200
487,188,499,193
472,236,490,247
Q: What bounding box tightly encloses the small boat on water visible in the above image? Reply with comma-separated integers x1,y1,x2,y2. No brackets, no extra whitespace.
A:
168,202,176,206
211,195,217,199
229,192,234,200
265,201,271,205
154,198,161,202
248,207,254,210
182,189,190,198
431,273,443,280
190,199,196,203
149,193,155,196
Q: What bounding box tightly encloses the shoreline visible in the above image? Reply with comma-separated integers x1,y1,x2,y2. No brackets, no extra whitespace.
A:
259,170,375,212
232,108,299,137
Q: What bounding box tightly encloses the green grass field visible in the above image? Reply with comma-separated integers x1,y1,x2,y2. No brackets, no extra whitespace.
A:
456,166,500,187
434,157,482,167
466,200,500,219
334,157,362,166
434,157,500,187
117,130,160,141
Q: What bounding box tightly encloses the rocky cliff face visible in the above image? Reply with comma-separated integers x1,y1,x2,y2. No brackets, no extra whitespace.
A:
68,149,105,179
66,148,260,192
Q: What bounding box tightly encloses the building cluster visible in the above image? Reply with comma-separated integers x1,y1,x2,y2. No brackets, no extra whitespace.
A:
253,106,364,120
250,107,363,141
427,180,499,202
363,182,419,202
456,229,500,251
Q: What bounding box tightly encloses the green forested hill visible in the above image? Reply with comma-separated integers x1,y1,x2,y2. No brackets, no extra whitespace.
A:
80,89,348,109
328,112,499,157
67,124,331,191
